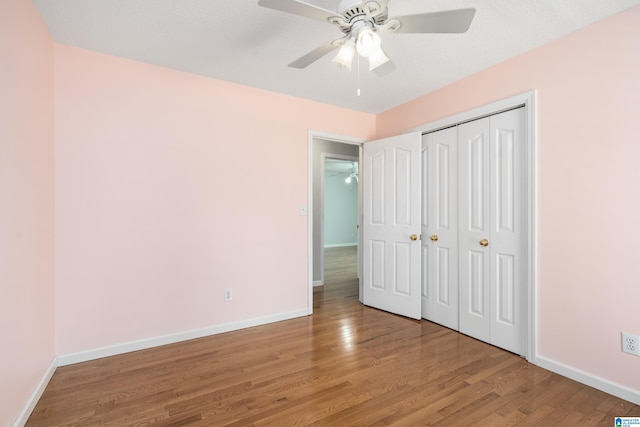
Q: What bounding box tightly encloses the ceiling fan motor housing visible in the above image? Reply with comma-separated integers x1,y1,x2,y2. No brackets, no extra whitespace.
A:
337,0,388,25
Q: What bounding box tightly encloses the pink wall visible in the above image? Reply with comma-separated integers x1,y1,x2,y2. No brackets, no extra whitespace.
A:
0,0,55,425
54,44,376,355
377,6,640,392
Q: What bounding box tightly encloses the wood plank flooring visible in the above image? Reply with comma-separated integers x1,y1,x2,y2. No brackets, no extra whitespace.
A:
27,246,639,426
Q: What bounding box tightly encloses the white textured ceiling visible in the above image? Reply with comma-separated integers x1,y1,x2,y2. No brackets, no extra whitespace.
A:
33,0,640,114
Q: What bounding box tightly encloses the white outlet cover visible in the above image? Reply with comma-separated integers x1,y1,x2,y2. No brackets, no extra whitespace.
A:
622,332,640,356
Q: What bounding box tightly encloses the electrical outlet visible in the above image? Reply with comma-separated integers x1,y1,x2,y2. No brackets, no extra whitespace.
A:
622,332,640,356
224,288,233,302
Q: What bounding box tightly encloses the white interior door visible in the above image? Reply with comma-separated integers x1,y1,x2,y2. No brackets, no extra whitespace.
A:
421,127,458,328
458,108,525,354
458,117,492,343
488,108,525,354
363,132,422,320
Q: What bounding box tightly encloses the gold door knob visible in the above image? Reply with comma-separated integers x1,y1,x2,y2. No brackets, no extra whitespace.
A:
430,235,439,241
410,234,418,241
479,238,489,247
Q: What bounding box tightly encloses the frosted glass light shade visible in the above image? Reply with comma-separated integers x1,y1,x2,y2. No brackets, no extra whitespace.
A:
356,28,381,57
367,46,390,71
332,40,356,70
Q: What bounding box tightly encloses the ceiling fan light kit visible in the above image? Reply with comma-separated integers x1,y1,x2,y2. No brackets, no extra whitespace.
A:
332,23,389,71
332,38,356,70
257,0,475,73
345,161,359,183
355,27,379,56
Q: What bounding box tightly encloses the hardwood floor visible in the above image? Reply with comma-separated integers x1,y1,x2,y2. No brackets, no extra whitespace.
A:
28,246,639,426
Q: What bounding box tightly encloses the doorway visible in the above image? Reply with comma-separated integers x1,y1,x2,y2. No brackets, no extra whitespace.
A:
307,132,364,314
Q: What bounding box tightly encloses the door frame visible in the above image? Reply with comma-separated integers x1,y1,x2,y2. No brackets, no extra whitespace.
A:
308,131,365,315
408,91,537,362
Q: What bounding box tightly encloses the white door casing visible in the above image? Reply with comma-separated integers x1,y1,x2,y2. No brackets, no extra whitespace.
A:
363,132,422,320
421,127,459,328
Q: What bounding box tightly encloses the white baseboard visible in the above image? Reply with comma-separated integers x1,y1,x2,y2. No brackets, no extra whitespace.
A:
313,280,324,287
16,326,640,425
12,357,57,427
15,310,309,425
536,356,640,406
324,243,357,248
57,309,309,366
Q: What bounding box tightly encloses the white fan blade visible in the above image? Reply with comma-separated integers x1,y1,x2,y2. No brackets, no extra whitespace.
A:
288,41,340,68
393,8,476,34
258,0,340,23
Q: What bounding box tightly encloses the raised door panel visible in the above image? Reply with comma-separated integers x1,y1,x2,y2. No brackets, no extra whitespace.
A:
394,148,412,226
370,240,385,290
393,242,412,295
370,151,385,225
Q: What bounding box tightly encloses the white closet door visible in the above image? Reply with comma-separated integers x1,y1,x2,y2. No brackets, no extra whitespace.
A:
489,108,525,354
363,132,422,320
459,108,525,354
421,127,458,329
458,117,492,343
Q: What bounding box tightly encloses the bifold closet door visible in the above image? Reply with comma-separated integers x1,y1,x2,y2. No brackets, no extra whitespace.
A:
421,127,458,329
362,132,422,320
458,108,525,355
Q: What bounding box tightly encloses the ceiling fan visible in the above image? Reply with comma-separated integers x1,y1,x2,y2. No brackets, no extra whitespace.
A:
344,161,359,183
257,0,476,72
328,161,359,179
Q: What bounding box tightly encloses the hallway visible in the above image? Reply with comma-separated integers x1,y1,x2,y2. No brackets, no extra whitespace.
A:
314,246,358,310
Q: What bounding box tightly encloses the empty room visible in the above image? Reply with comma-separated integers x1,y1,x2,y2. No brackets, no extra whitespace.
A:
2,0,640,425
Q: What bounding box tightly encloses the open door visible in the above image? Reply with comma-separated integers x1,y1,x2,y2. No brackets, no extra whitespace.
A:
362,132,422,319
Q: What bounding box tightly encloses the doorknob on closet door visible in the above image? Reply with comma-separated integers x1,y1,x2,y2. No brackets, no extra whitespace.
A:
430,235,438,242
410,234,418,241
479,238,489,247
